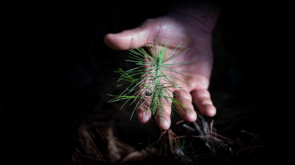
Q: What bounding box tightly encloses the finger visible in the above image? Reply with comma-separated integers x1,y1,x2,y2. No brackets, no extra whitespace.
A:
136,106,152,124
155,106,171,130
155,87,173,130
173,90,197,122
104,19,157,50
136,93,152,124
191,89,216,117
135,74,154,124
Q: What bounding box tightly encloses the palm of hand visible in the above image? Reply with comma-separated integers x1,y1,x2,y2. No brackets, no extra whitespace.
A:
104,13,216,130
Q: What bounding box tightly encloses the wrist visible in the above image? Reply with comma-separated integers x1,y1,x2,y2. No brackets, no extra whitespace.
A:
169,0,222,32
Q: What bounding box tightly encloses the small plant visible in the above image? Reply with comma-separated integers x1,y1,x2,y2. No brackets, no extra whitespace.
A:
108,39,192,122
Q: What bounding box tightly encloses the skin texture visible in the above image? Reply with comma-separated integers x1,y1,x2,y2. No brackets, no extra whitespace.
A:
104,10,218,130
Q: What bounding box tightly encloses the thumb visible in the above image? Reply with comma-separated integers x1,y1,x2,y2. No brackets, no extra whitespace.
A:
104,19,156,50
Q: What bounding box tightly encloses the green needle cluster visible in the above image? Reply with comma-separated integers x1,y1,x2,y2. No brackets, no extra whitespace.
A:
108,39,192,121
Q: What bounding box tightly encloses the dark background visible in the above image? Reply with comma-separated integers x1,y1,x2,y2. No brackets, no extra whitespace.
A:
1,1,279,164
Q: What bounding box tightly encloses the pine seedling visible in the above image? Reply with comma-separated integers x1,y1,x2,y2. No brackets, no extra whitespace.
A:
108,39,192,122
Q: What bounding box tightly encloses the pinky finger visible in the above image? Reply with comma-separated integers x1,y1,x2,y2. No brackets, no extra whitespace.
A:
191,89,216,117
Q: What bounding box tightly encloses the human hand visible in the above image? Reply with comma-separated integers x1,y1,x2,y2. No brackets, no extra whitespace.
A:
104,5,220,130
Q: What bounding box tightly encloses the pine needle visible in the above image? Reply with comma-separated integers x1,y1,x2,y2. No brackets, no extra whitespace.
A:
108,39,191,121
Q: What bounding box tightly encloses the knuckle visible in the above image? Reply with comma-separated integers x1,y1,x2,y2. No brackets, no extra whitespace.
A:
142,19,155,27
196,89,211,99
